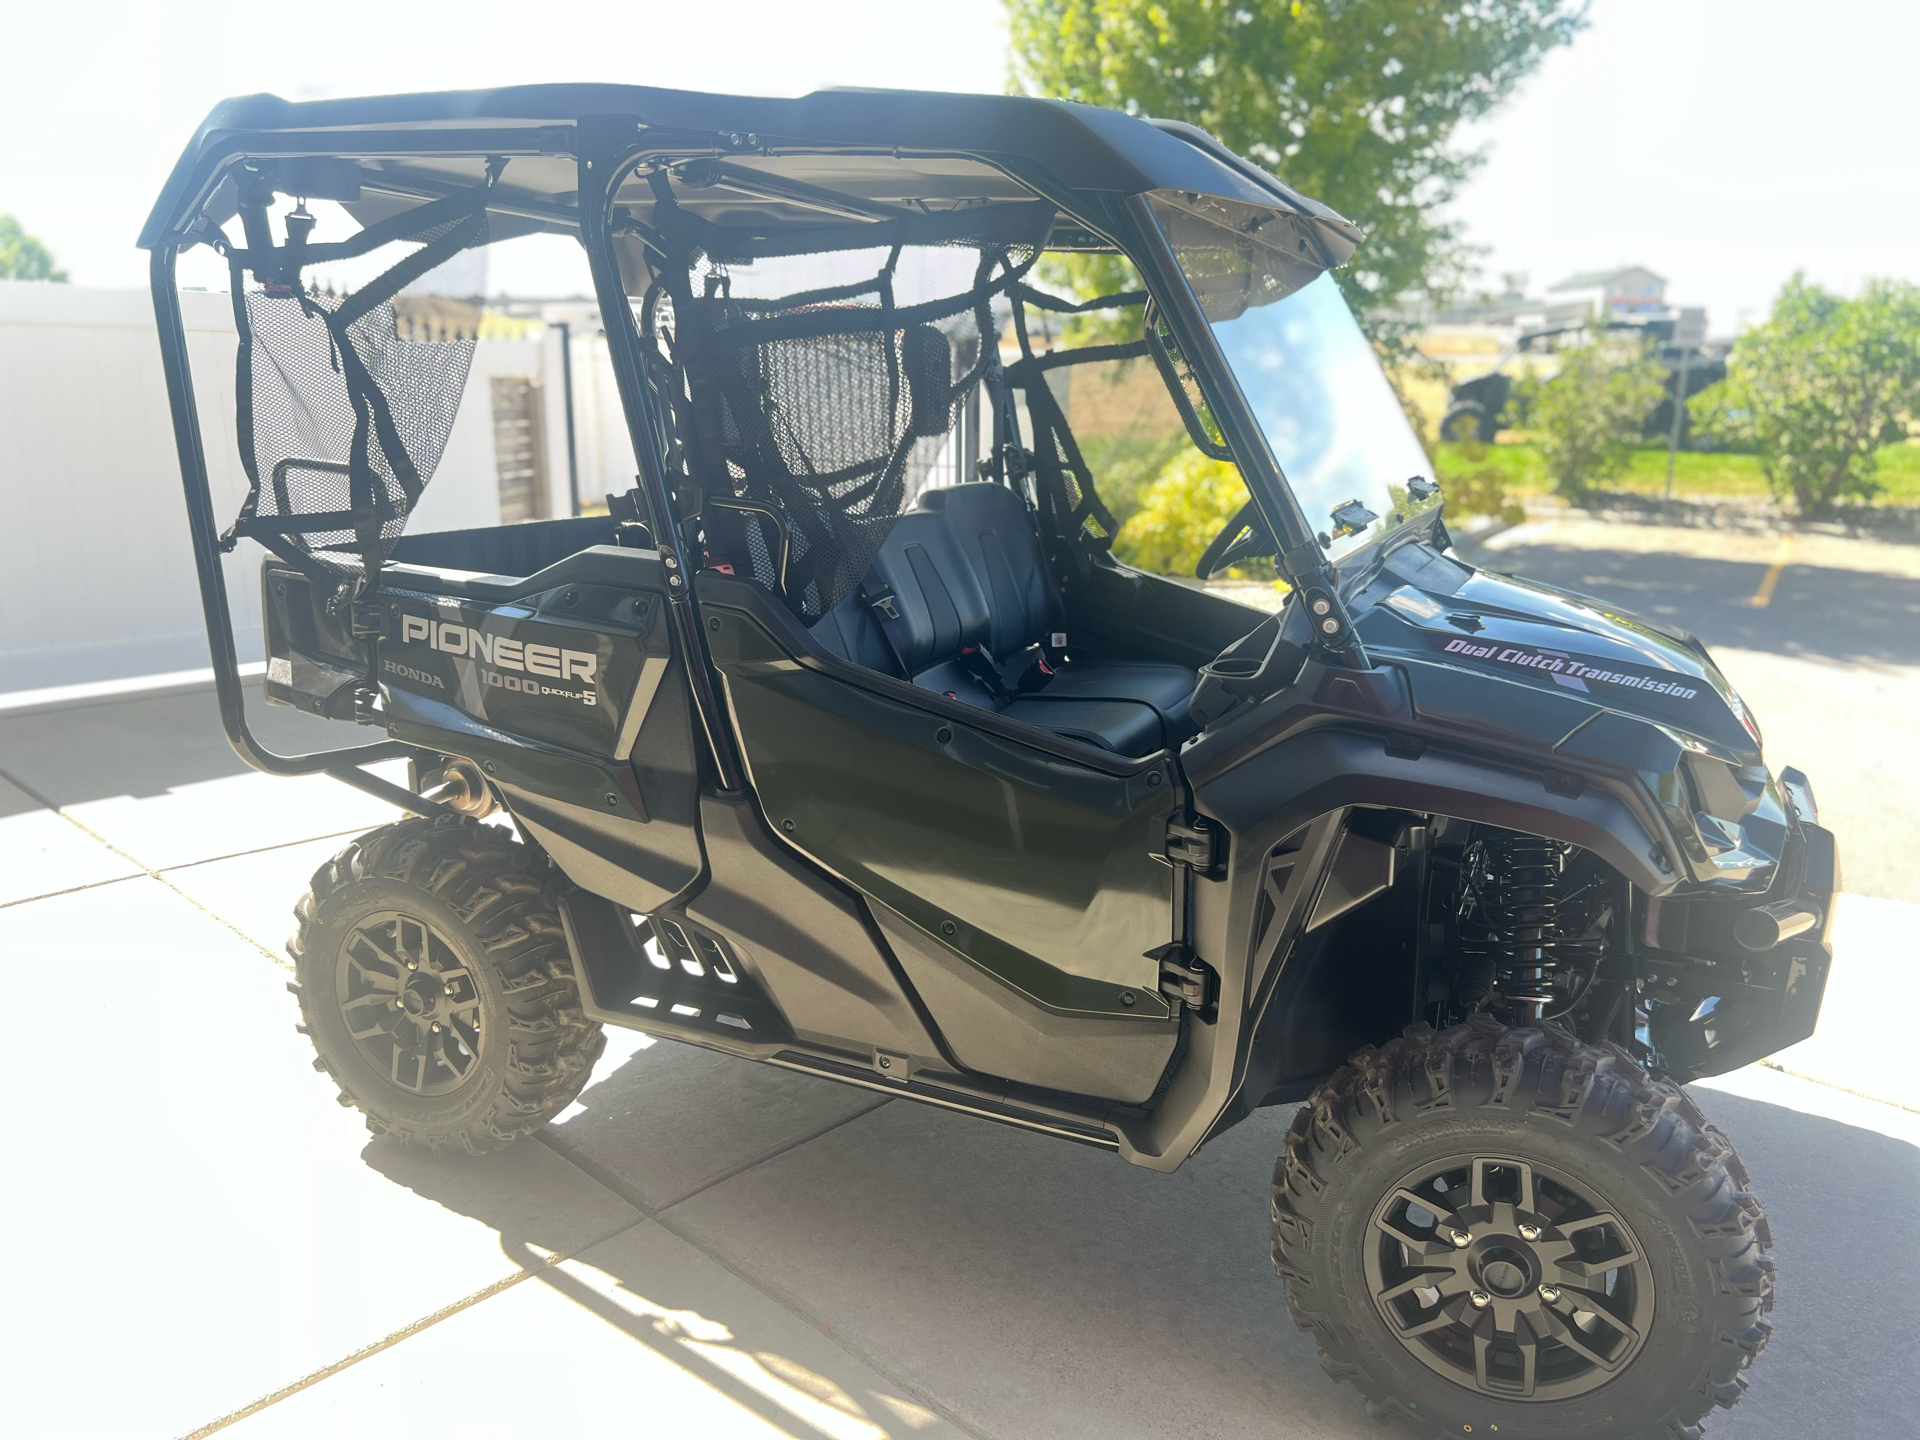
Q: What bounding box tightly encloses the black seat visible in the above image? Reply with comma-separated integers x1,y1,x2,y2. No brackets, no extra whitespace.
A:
805,483,1196,756
913,484,1198,735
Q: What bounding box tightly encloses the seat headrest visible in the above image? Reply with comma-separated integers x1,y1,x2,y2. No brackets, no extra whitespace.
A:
903,324,955,438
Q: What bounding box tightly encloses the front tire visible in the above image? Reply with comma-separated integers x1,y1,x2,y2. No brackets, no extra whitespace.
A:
1271,1019,1772,1439
288,815,606,1155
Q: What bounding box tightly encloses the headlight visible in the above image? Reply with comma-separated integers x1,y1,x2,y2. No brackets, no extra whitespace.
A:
1725,687,1763,750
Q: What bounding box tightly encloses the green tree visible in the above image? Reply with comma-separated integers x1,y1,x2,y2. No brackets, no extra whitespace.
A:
1006,0,1584,323
1690,274,1920,516
0,215,68,281
1521,337,1666,500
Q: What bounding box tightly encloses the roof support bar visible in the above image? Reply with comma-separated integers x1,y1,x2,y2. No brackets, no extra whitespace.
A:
147,243,428,784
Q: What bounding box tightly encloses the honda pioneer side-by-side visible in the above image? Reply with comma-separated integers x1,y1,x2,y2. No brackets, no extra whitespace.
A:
141,86,1834,1440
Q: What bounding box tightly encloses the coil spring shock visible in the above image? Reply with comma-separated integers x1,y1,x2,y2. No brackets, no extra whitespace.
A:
1457,832,1603,1025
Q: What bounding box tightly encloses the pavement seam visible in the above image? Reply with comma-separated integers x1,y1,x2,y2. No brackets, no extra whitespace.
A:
0,821,372,910
153,825,382,876
174,1265,547,1439
0,871,145,911
0,763,294,970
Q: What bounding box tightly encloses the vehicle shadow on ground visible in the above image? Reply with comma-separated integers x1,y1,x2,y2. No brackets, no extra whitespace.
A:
0,685,358,806
365,1042,1920,1440
361,1122,936,1440
1476,545,1920,666
1685,1087,1920,1440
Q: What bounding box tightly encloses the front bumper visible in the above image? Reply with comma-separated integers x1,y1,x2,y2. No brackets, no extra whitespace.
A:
1638,786,1838,1082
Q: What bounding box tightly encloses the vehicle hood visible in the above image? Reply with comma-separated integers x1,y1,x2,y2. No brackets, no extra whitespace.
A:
1356,557,1763,764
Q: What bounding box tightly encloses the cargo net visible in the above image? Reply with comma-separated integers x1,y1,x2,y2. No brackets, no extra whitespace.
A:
221,197,490,580
675,239,1039,621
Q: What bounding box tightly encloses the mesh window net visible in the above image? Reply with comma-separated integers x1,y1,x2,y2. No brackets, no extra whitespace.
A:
222,196,491,580
659,225,1046,622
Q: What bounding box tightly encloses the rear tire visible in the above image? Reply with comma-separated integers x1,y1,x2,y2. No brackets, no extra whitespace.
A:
287,815,606,1155
1271,1019,1772,1439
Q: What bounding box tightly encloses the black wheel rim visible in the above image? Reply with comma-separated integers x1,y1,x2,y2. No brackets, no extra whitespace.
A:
334,911,484,1097
1364,1154,1654,1402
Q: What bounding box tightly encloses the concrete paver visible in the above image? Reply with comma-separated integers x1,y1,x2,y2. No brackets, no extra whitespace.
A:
1767,894,1920,1109
0,878,640,1440
0,773,140,906
1708,648,1920,902
665,1097,1371,1440
160,833,399,963
0,685,402,871
1690,1067,1920,1440
61,765,404,874
219,1219,967,1440
543,1037,892,1211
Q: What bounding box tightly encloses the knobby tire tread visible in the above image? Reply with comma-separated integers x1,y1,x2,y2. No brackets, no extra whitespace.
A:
1270,1017,1773,1440
286,815,606,1155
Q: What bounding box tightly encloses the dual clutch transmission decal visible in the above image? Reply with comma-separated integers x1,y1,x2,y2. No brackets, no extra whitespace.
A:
1431,635,1703,701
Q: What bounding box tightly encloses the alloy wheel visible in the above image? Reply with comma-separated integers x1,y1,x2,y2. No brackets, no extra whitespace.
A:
1363,1154,1654,1401
334,910,484,1096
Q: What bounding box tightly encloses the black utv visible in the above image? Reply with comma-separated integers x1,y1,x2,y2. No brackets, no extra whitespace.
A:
142,85,1833,1440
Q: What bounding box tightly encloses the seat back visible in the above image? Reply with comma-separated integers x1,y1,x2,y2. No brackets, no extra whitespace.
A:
864,510,991,674
914,483,1061,659
805,482,1054,695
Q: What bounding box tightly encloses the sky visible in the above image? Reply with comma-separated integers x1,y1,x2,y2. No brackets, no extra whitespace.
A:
4,0,1915,338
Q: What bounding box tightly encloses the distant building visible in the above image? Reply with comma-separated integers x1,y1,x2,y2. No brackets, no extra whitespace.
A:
1549,265,1668,318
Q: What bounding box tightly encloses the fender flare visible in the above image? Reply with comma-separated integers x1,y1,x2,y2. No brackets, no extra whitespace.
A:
1113,724,1670,1172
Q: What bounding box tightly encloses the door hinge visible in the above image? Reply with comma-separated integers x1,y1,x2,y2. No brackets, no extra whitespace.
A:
1148,942,1217,1009
1164,814,1223,876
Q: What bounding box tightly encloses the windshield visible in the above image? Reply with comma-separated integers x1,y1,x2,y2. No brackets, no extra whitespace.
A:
1147,194,1436,563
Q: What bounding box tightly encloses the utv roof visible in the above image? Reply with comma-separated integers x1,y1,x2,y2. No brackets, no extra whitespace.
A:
137,83,1361,262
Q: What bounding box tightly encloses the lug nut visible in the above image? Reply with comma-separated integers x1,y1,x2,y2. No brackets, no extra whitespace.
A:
1519,1224,1541,1241
444,981,457,996
1449,1228,1472,1247
1469,1291,1490,1308
1539,1286,1560,1304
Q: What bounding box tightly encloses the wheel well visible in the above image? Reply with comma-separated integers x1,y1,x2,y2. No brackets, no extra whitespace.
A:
1241,810,1637,1111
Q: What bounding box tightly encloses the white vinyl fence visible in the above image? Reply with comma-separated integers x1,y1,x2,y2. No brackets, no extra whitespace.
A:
0,281,634,694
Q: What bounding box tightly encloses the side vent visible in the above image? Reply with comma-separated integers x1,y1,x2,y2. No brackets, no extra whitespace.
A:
559,893,788,1043
655,919,698,973
694,932,740,983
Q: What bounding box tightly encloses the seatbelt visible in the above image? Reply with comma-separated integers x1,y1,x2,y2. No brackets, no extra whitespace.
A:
1010,633,1069,694
958,644,1015,705
858,581,913,680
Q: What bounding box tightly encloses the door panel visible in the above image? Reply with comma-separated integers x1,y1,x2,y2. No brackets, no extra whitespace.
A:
873,902,1178,1104
706,602,1181,1100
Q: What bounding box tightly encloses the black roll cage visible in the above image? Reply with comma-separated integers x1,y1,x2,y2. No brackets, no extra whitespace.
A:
146,115,1366,802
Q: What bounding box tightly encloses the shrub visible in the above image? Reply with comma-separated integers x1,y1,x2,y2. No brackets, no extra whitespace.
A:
1113,451,1270,578
1520,338,1667,499
1439,441,1527,524
1689,274,1920,516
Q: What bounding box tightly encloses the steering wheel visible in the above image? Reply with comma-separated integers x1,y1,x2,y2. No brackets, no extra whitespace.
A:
1195,498,1277,579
